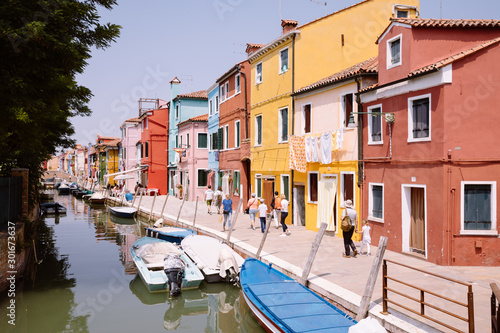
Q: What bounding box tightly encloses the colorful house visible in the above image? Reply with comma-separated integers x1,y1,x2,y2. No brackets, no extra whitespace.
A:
292,58,378,237
216,59,252,209
167,77,208,196
176,114,209,201
94,135,120,185
359,18,500,266
119,116,141,191
249,0,419,227
139,99,169,195
207,83,220,190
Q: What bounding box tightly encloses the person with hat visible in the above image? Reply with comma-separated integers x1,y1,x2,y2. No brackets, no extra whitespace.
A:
257,198,268,233
340,199,358,258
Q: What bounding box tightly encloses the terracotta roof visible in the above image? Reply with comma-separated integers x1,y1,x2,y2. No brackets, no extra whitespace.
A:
103,139,121,148
177,114,208,127
176,90,208,100
294,57,378,95
246,43,265,48
124,117,140,123
217,60,247,83
390,18,500,28
97,135,120,141
410,36,500,76
281,19,298,26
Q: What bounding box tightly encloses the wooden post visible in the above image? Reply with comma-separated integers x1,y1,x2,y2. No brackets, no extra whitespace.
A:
148,191,157,221
131,188,139,207
136,191,144,217
226,198,243,243
356,236,388,321
175,194,187,226
256,213,273,260
160,194,169,219
192,196,199,228
300,222,327,286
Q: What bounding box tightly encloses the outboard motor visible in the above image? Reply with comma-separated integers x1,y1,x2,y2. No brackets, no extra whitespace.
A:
163,254,185,297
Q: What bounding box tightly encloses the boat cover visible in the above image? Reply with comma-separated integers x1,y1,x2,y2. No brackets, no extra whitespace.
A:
136,242,182,268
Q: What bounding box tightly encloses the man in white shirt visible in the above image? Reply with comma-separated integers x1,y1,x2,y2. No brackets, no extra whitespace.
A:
204,185,214,214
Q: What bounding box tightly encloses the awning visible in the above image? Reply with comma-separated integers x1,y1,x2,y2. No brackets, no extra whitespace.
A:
104,167,145,178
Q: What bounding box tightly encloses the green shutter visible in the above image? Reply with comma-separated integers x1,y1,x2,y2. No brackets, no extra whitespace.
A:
217,128,223,150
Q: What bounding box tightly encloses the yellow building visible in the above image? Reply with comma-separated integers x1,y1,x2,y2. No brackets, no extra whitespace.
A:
249,0,419,231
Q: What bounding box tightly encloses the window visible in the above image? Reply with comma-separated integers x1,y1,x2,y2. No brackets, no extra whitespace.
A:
220,85,225,102
369,183,384,221
233,171,240,195
308,172,318,203
235,74,241,93
224,81,229,100
303,104,311,134
279,48,289,73
141,120,144,132
224,125,229,149
255,114,262,146
123,147,126,160
279,107,288,142
341,172,354,207
210,132,218,150
175,104,180,119
408,94,431,142
235,120,240,148
175,135,178,148
186,133,190,148
215,96,219,112
281,174,290,200
145,141,149,158
368,105,383,144
197,169,210,187
462,182,497,234
255,174,262,197
217,127,223,150
396,10,408,18
198,133,208,149
387,34,402,68
255,62,262,84
343,93,354,128
209,99,213,116
146,118,148,130
179,135,182,148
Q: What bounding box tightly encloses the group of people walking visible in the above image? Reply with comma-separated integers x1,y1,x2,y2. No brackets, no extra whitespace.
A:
248,191,290,237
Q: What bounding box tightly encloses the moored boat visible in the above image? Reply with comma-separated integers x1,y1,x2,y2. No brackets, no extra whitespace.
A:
240,258,357,332
130,237,204,294
145,226,196,244
88,192,106,204
40,202,67,215
58,183,70,194
109,206,137,218
181,235,244,283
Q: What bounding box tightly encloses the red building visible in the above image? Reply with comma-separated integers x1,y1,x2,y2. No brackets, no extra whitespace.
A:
216,60,252,209
139,99,169,195
359,18,500,266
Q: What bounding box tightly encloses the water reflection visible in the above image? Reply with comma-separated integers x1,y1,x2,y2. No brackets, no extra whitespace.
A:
0,192,263,332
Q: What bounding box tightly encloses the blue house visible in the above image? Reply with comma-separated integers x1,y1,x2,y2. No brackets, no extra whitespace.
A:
207,82,220,190
167,77,209,195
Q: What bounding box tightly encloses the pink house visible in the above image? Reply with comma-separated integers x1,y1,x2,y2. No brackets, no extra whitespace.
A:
359,18,500,266
176,114,209,201
119,117,141,191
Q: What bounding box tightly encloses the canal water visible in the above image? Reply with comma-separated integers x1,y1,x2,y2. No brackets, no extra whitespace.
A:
0,192,264,332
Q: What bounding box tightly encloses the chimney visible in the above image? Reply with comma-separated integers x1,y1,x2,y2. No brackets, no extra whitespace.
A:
246,43,264,57
281,19,298,35
170,77,181,103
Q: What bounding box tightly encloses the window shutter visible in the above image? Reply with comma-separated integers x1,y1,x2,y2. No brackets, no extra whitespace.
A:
217,128,223,150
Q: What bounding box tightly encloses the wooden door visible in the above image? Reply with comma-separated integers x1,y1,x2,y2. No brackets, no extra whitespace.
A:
263,180,275,213
410,187,425,254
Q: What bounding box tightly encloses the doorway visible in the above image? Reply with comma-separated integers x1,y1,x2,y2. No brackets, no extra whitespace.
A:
293,185,306,226
263,180,275,214
402,185,427,257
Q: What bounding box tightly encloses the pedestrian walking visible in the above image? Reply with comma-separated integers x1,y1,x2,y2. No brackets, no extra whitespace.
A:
258,198,268,233
341,200,357,258
222,194,232,231
279,194,290,236
270,191,281,229
204,185,214,214
356,219,371,255
214,186,223,214
247,193,259,230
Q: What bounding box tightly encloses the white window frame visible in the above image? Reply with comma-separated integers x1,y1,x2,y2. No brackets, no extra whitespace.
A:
235,74,241,94
220,85,225,102
146,118,149,130
215,96,219,113
279,47,289,74
196,168,210,188
209,99,213,116
387,33,402,69
255,62,263,85
460,181,497,235
280,174,290,200
233,170,240,195
186,133,190,148
407,93,431,143
255,174,262,198
255,114,262,146
368,104,383,145
340,171,355,208
175,104,180,119
224,81,229,100
368,182,384,223
235,120,240,148
396,10,409,18
307,171,319,204
197,132,208,149
179,135,182,148
278,107,289,143
141,120,144,133
341,92,355,128
224,125,229,149
175,135,178,148
302,103,312,135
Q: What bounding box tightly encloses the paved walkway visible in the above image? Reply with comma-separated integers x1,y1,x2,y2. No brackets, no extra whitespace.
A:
108,193,499,333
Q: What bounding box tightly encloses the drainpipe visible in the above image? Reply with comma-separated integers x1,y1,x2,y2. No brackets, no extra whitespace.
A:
355,77,363,189
291,33,296,225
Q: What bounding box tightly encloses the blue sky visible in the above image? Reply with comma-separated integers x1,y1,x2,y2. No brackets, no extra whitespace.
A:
73,0,500,146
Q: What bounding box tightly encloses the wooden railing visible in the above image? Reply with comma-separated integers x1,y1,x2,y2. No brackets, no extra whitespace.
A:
382,259,474,333
492,283,500,333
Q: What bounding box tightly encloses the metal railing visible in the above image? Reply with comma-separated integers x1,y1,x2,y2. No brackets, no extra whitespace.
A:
382,259,474,333
492,283,500,333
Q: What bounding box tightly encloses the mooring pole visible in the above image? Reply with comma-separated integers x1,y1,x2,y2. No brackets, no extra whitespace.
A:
300,222,327,286
136,191,144,217
192,196,199,228
356,236,388,321
256,212,273,260
131,188,139,207
148,191,157,222
175,194,187,226
226,198,243,244
160,194,169,219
